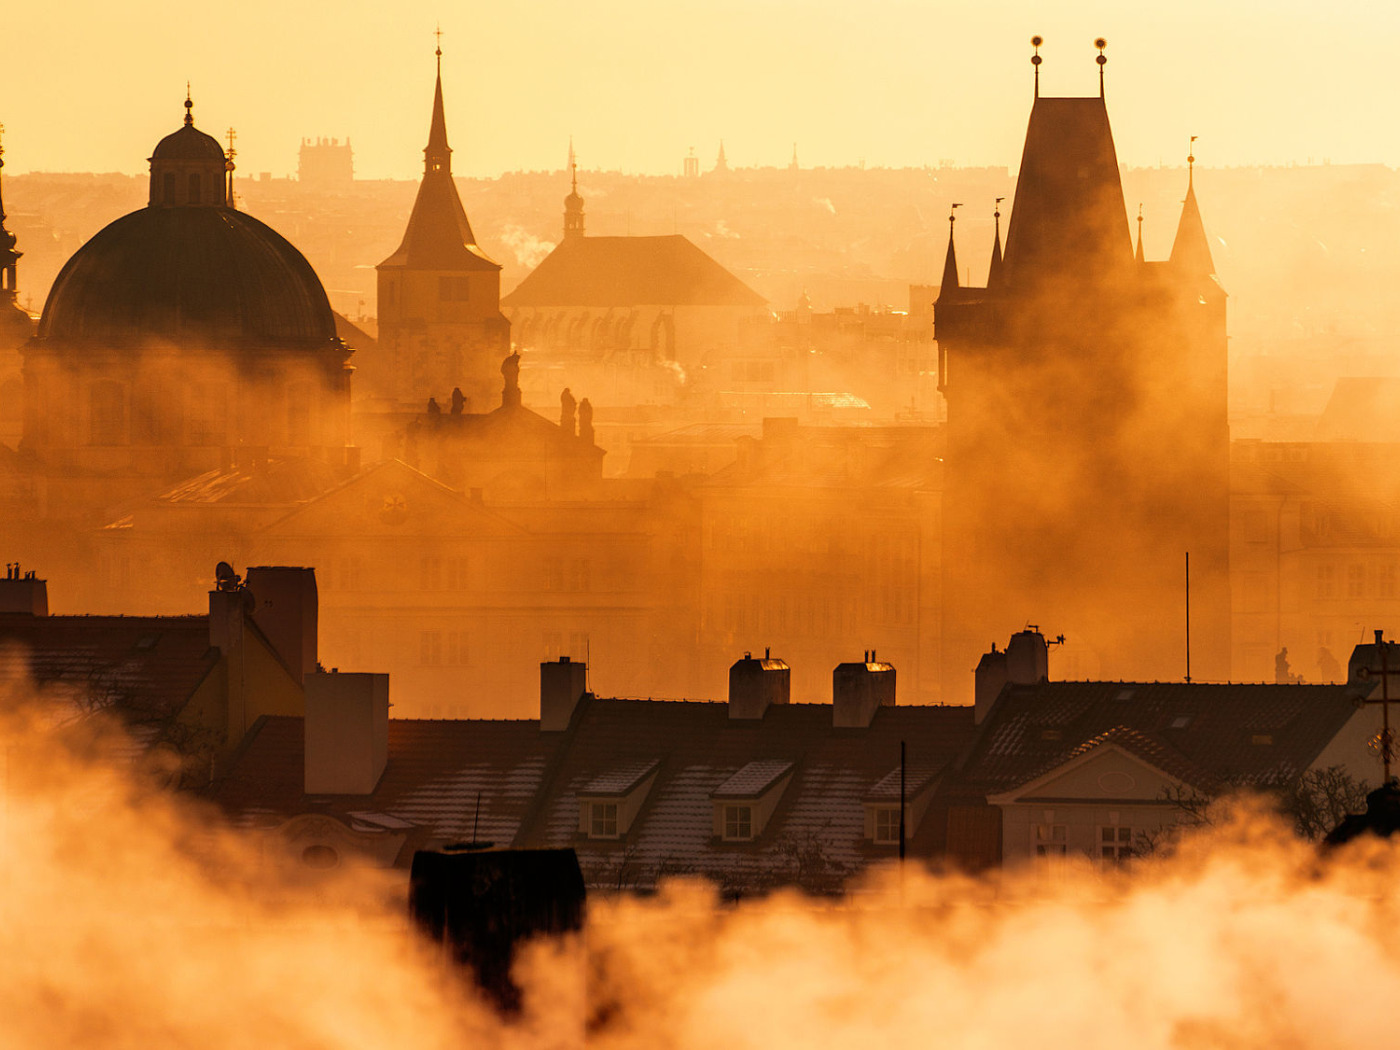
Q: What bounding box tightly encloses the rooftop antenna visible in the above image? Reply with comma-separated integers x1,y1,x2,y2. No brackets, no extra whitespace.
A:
898,740,906,863
1185,551,1192,683
1031,36,1043,98
1095,38,1107,98
225,126,238,208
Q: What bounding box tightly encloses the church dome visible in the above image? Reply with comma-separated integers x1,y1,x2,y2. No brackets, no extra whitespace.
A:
35,206,341,350
150,123,227,162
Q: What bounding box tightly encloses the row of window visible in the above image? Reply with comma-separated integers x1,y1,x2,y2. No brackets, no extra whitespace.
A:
706,589,916,635
415,630,591,667
67,380,318,447
1035,823,1138,867
585,800,901,845
1316,562,1400,600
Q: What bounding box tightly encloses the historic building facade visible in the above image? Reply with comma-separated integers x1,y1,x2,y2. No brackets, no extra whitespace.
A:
365,49,510,413
18,95,355,521
934,51,1230,695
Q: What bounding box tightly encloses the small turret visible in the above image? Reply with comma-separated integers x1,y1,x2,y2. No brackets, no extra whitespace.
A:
937,204,961,303
1170,140,1215,279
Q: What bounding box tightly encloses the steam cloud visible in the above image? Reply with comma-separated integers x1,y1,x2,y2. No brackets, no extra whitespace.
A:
499,225,558,269
3,678,1398,1049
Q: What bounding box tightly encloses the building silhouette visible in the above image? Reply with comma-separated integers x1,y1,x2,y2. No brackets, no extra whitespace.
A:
935,47,1230,694
367,46,510,412
297,136,354,191
0,130,36,447
19,93,355,520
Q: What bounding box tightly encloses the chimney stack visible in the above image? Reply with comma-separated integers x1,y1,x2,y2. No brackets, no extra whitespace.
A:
304,670,389,794
541,656,588,731
1006,629,1049,685
974,644,1008,725
245,567,319,679
0,565,47,616
729,650,789,719
833,653,895,728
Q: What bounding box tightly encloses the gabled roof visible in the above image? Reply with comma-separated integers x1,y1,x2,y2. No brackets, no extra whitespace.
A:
1000,96,1133,290
957,680,1368,798
210,715,564,862
516,697,976,893
259,459,527,539
156,457,347,506
0,613,218,731
500,235,766,309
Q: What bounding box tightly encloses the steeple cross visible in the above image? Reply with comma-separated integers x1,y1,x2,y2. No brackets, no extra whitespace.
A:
434,24,444,56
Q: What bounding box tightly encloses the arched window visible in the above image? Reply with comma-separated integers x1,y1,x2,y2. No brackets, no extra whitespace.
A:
163,172,176,204
188,173,201,203
89,380,127,446
286,381,314,446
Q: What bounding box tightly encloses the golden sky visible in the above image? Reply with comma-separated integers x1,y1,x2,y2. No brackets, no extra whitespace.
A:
4,0,1396,179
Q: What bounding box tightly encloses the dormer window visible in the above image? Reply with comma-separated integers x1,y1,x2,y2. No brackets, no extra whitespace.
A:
589,802,619,839
577,759,659,841
863,764,941,846
722,804,753,842
711,760,794,843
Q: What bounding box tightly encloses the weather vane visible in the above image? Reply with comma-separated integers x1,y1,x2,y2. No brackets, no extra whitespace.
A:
949,202,962,226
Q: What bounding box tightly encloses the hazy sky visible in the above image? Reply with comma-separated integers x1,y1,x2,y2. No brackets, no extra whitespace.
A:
5,1,1397,180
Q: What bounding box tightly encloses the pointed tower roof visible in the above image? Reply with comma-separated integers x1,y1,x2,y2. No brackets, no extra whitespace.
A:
563,139,585,242
1169,146,1215,278
987,198,1005,289
937,205,961,302
1000,40,1131,290
379,44,498,273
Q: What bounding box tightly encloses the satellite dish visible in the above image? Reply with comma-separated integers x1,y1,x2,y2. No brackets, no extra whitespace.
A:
214,561,241,592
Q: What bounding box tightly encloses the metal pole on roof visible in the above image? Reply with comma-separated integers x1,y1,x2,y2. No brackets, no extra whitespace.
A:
1185,551,1192,684
899,740,907,863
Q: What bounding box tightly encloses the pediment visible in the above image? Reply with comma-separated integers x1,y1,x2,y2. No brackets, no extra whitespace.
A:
261,459,524,538
988,743,1186,806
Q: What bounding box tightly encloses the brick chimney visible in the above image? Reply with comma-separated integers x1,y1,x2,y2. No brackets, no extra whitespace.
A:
0,565,47,616
729,649,789,720
833,651,895,727
245,566,319,679
541,656,588,731
304,670,389,794
975,629,1049,724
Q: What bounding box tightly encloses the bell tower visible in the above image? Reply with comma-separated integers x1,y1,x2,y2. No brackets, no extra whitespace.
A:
373,38,510,409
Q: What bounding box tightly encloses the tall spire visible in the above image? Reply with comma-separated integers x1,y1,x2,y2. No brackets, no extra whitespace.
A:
378,36,495,272
1170,137,1215,278
1135,204,1144,263
939,204,962,300
0,122,21,304
987,198,1005,288
564,139,585,242
425,31,452,175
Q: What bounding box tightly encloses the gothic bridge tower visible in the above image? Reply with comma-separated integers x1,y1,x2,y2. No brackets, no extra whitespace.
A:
935,39,1229,694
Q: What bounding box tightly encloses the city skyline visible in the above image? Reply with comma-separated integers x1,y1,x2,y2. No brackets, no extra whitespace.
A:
4,0,1396,179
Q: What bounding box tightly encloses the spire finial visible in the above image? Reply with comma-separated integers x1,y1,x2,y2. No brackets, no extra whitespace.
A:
1031,36,1043,98
1135,203,1144,263
949,202,962,226
1095,38,1107,98
184,83,193,126
434,24,443,65
1188,135,1197,189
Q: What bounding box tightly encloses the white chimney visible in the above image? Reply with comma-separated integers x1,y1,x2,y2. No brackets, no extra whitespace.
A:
833,651,896,728
541,657,588,731
729,649,789,720
304,671,389,795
